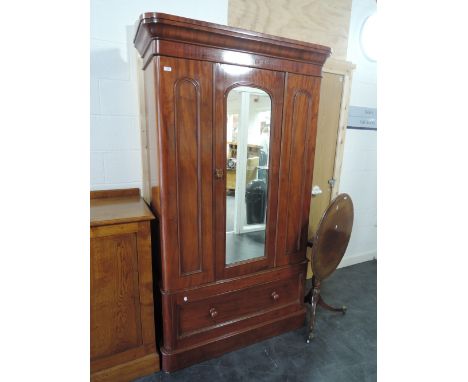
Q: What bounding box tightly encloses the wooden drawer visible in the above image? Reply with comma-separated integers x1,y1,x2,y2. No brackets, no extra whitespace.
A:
175,276,300,339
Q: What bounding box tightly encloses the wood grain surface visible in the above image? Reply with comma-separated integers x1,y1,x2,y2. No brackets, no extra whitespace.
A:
155,56,216,291
228,0,352,60
213,64,285,280
309,72,343,235
90,196,154,227
90,194,159,381
91,188,140,199
134,12,330,72
135,13,328,372
276,72,321,266
306,59,355,279
91,232,141,360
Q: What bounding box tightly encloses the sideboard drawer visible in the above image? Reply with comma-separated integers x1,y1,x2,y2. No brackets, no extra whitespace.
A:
176,276,300,338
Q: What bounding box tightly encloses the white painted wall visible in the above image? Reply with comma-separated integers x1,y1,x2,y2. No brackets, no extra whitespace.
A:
90,0,228,190
339,0,377,267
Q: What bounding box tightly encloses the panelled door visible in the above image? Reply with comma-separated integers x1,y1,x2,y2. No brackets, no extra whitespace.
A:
157,56,215,291
307,72,345,278
276,73,322,266
214,64,285,279
309,72,344,234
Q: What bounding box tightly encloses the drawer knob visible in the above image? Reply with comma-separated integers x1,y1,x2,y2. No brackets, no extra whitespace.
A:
209,307,218,318
271,291,280,301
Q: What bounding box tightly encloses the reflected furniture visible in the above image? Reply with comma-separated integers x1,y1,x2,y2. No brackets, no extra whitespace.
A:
227,142,262,159
226,168,237,190
226,156,259,191
90,189,160,381
134,13,331,372
304,193,354,342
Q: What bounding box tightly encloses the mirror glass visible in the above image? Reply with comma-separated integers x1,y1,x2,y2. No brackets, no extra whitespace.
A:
225,86,271,265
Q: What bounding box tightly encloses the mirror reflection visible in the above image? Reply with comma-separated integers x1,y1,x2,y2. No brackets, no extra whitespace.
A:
225,87,271,265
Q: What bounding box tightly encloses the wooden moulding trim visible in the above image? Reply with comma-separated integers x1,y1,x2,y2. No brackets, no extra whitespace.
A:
90,214,153,228
90,188,140,200
90,222,139,238
160,260,307,295
141,40,323,77
91,352,160,382
91,343,156,373
133,12,331,67
160,309,305,372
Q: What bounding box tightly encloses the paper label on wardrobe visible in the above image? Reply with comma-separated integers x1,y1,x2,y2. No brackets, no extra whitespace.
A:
163,66,172,72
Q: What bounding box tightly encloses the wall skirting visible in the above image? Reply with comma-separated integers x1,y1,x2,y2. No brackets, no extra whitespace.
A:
338,250,376,268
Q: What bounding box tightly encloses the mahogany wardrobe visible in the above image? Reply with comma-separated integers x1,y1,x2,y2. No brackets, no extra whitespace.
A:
134,13,331,372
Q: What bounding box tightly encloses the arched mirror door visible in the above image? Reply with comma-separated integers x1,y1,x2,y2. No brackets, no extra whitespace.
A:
214,64,285,279
225,86,271,265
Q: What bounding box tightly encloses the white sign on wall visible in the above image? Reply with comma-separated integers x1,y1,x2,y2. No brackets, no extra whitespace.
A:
348,106,377,130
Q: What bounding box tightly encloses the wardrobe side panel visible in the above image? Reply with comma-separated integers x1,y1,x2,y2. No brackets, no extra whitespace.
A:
143,59,161,215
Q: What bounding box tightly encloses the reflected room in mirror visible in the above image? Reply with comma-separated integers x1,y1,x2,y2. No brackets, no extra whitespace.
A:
225,86,271,265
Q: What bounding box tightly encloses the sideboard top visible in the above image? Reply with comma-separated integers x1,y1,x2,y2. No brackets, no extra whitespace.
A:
134,12,331,68
90,190,154,227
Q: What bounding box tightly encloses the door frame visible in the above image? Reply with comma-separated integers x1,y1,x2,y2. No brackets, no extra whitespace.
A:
322,58,355,200
306,58,355,279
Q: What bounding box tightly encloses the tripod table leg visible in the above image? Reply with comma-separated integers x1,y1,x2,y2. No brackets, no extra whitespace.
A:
306,280,321,343
318,296,347,314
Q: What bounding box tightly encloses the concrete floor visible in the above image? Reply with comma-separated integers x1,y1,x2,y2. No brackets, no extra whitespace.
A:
226,194,267,264
226,230,265,264
135,260,377,382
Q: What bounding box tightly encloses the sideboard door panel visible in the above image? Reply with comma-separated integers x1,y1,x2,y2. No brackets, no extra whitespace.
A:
91,231,142,360
157,56,215,290
276,73,321,266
